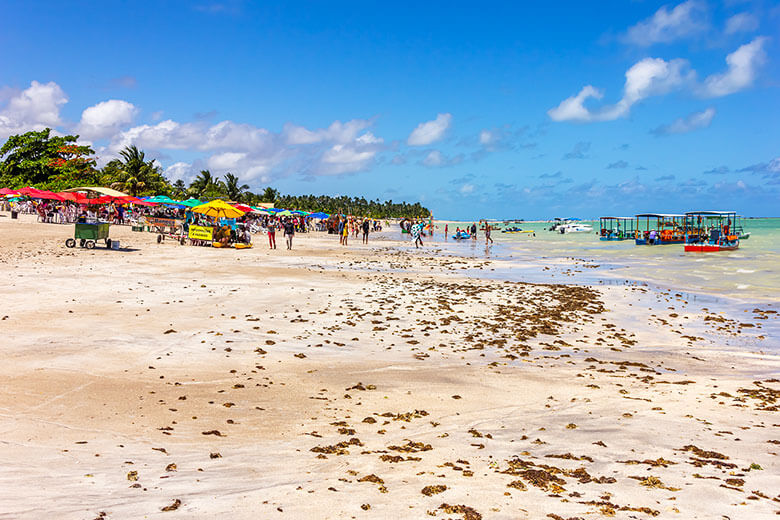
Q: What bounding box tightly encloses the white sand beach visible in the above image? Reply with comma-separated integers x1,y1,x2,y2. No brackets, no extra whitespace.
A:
1,214,778,519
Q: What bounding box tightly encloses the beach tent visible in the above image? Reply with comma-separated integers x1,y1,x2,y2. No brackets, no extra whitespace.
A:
62,186,130,198
193,199,245,219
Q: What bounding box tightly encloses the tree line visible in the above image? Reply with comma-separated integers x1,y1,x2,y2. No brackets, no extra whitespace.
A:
0,129,431,218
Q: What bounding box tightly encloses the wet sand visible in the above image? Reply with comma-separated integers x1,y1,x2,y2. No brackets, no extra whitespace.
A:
0,213,778,519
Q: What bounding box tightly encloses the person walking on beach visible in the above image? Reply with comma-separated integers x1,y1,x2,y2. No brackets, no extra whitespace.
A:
342,218,349,246
362,218,370,244
283,218,295,250
445,223,448,240
411,221,423,248
485,223,493,245
470,222,477,240
267,220,277,249
338,217,345,245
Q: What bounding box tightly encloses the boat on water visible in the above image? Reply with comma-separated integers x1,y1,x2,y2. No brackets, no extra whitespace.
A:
685,211,749,240
452,231,471,240
559,222,593,234
598,216,635,241
635,213,688,245
684,229,739,252
549,218,592,234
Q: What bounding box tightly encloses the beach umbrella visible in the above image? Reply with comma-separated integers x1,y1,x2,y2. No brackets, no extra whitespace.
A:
17,187,64,200
57,192,91,203
308,212,330,219
291,210,310,216
0,188,20,196
176,198,203,207
143,195,177,204
232,203,254,213
276,210,293,217
193,199,245,219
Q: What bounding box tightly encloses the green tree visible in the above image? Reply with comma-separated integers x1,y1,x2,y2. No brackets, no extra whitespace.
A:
0,129,97,189
171,179,188,199
101,145,171,196
260,186,279,203
189,169,225,199
223,173,249,202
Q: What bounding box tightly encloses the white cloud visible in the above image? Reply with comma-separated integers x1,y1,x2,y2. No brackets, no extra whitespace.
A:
77,99,137,140
548,86,603,122
0,80,68,138
701,37,767,97
725,13,759,35
317,132,384,175
407,113,452,146
284,119,371,145
164,161,194,183
624,0,708,46
459,183,475,194
651,107,715,135
549,58,691,122
422,150,444,167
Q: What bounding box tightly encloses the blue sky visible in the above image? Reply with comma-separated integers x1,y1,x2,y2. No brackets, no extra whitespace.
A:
1,0,778,218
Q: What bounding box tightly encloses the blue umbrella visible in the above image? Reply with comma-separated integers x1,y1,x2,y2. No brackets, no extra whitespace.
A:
308,212,330,219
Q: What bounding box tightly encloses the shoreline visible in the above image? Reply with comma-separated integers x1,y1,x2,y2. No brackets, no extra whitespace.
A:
1,213,779,519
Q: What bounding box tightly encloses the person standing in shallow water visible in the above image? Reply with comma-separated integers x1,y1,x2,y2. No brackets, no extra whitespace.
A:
485,223,493,245
471,222,477,240
362,218,370,244
283,218,295,250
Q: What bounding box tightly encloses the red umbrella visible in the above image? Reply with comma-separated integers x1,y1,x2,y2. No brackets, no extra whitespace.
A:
122,197,156,206
58,191,91,203
232,203,253,212
0,188,20,196
17,187,64,200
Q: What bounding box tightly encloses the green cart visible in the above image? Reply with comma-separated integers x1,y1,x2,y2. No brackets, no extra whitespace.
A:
65,222,112,249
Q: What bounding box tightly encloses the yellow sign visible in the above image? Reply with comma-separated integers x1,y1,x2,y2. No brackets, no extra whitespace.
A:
188,225,213,241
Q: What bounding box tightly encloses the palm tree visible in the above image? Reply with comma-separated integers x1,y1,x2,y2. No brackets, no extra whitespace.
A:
189,170,222,198
106,145,167,196
260,187,279,203
223,173,249,202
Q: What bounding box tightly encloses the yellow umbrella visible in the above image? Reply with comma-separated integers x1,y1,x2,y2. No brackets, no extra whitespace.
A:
193,199,245,219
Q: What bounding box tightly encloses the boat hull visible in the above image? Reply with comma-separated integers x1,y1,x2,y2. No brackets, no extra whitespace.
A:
635,238,685,245
684,244,739,252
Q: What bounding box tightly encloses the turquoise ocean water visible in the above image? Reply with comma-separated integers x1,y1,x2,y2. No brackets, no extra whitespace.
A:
432,218,780,303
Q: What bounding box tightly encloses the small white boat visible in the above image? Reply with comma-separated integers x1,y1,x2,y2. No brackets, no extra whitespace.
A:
559,223,593,234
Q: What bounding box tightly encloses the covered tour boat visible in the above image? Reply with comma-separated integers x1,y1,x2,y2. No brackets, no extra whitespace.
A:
684,211,741,252
599,216,635,241
634,213,688,245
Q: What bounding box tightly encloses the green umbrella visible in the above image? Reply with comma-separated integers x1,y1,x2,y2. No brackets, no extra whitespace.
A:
276,210,293,217
177,197,203,207
144,195,177,204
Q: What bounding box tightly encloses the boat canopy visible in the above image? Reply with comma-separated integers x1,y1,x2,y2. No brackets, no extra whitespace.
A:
600,216,635,220
685,211,736,216
635,213,686,218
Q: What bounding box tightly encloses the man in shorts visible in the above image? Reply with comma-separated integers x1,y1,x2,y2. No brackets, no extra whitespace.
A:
283,218,295,250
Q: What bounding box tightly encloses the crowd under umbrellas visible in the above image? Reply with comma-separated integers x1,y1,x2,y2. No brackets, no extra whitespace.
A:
0,185,392,251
